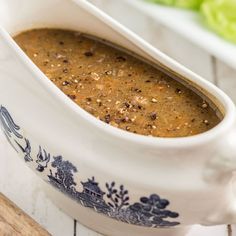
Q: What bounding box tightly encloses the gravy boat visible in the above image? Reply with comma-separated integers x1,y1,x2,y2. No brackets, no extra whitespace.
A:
1,0,236,235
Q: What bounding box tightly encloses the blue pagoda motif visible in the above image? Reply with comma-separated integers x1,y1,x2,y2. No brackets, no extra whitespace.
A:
81,177,105,200
78,177,109,214
0,105,181,228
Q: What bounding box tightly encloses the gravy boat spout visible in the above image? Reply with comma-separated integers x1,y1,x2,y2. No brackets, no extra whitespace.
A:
1,0,236,235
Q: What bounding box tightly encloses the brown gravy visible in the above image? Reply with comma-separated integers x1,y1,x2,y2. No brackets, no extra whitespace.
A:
14,29,221,137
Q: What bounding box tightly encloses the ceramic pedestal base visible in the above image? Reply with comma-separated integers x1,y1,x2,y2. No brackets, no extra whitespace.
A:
43,182,191,236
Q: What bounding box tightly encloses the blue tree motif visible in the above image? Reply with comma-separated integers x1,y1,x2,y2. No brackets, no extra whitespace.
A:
0,105,180,228
0,106,22,139
50,156,77,190
15,138,33,162
36,146,50,172
128,194,179,227
106,182,129,211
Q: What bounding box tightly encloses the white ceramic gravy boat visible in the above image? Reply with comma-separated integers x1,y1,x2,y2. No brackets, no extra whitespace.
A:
1,0,236,235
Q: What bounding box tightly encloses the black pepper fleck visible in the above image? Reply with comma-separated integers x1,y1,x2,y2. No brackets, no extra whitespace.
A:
84,51,94,57
175,88,182,94
116,56,126,62
62,81,70,86
104,114,111,123
131,88,142,93
68,94,76,100
124,102,131,108
150,112,157,120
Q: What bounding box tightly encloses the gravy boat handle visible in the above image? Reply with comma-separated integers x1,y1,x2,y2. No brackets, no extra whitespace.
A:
205,125,236,224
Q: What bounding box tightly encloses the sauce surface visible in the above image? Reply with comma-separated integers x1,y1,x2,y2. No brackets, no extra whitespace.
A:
14,29,221,137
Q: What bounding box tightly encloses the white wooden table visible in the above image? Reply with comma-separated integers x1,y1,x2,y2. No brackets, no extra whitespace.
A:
1,1,236,235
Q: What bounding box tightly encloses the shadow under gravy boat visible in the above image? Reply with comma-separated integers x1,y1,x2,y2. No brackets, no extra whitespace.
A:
1,0,236,235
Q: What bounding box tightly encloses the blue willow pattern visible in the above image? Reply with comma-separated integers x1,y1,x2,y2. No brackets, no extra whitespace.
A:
0,105,180,228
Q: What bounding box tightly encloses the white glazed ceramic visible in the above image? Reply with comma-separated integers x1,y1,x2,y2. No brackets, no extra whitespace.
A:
1,0,236,236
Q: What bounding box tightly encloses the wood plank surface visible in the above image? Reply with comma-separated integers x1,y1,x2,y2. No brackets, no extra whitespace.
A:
0,193,50,236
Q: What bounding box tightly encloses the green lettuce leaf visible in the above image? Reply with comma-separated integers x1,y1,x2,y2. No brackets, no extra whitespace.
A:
201,0,236,43
148,0,204,10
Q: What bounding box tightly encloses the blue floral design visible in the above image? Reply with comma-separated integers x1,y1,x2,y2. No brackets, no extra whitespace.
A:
0,105,180,228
